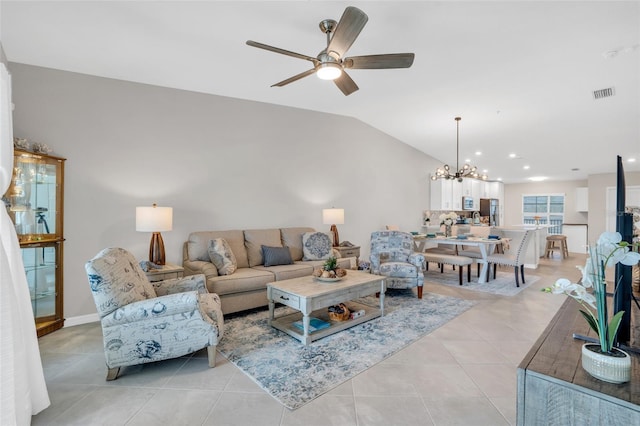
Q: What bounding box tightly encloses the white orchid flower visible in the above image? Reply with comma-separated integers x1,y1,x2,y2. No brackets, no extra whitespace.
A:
619,250,640,266
569,284,597,309
576,264,594,288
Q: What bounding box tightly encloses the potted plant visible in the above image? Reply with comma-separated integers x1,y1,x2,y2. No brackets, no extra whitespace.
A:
543,231,640,383
439,212,457,237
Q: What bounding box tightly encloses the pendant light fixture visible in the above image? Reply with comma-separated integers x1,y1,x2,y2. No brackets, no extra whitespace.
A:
431,117,488,182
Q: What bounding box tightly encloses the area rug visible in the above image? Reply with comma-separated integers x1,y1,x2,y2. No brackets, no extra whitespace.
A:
217,291,475,410
425,268,540,296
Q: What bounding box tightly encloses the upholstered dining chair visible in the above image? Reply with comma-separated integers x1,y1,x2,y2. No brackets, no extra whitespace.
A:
486,230,534,287
85,247,224,381
370,231,425,298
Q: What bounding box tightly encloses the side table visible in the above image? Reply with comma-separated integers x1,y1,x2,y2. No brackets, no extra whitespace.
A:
144,263,184,282
332,245,360,268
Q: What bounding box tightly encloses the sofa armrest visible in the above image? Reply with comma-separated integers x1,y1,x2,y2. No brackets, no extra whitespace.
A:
408,252,425,269
369,253,381,274
183,259,219,279
152,274,207,296
102,291,201,327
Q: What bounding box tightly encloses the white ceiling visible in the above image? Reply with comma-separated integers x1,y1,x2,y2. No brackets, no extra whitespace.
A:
1,1,639,183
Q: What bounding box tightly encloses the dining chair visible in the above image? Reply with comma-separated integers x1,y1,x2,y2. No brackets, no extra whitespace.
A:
485,230,534,287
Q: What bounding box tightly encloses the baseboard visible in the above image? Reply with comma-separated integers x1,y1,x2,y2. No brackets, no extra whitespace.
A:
64,313,99,327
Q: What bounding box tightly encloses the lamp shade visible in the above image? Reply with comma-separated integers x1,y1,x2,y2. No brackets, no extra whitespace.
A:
136,205,173,232
322,208,345,225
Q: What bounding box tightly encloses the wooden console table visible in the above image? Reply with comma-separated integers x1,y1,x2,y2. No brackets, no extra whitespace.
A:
517,298,640,425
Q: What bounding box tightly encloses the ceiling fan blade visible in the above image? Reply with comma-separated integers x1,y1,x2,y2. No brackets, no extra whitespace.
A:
344,53,415,69
334,71,359,96
326,7,368,59
271,68,317,87
246,40,318,63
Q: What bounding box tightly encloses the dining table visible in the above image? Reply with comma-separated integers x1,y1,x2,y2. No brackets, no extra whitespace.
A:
412,235,502,284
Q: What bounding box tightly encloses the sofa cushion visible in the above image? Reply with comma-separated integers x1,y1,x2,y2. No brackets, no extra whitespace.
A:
208,238,237,275
262,245,293,267
206,268,275,296
252,263,313,281
302,232,333,260
280,227,315,261
244,229,282,267
187,230,249,268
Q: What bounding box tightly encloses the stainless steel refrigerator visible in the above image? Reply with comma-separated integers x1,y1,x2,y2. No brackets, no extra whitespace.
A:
479,198,499,226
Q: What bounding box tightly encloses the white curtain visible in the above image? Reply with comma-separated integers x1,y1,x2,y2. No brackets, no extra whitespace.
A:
0,63,50,424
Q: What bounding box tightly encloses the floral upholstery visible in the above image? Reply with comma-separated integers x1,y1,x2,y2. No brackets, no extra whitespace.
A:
85,247,223,380
370,231,425,297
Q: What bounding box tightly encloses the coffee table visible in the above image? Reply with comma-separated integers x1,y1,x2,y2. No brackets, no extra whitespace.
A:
267,270,387,345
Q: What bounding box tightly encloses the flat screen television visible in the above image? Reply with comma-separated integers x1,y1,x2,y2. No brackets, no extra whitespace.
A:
614,155,635,345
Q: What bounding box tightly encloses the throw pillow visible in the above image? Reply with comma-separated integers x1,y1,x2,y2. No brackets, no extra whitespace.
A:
208,238,237,275
302,232,333,261
262,245,293,267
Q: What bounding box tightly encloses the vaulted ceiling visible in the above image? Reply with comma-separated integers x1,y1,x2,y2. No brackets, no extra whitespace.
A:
2,1,639,183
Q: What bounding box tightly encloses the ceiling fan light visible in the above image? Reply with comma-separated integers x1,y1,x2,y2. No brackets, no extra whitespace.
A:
317,63,342,80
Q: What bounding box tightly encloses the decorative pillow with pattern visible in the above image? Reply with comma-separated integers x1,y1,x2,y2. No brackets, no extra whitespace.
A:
208,238,237,275
302,232,333,261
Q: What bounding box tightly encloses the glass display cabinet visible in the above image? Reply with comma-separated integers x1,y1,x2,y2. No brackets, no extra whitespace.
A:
2,149,65,337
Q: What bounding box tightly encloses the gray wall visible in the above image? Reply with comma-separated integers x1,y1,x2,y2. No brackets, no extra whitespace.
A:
9,63,441,321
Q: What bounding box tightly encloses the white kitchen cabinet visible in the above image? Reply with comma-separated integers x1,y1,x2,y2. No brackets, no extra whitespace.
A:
575,187,588,212
430,179,453,210
451,181,462,210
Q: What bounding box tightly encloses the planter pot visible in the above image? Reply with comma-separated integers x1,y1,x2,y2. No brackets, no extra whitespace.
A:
581,344,631,384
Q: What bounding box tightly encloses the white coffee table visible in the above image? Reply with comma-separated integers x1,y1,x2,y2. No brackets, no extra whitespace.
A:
267,270,386,345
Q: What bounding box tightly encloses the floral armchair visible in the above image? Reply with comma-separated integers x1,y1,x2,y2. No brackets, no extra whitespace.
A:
370,231,425,298
85,247,224,381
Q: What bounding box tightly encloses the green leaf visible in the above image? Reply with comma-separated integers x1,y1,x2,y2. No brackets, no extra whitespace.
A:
578,309,600,336
607,310,626,351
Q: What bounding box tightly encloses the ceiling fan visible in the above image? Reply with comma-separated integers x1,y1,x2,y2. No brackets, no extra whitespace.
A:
246,6,415,96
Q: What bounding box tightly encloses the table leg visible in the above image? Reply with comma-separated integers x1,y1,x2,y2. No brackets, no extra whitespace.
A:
379,279,385,316
302,313,311,345
478,244,490,284
268,298,275,326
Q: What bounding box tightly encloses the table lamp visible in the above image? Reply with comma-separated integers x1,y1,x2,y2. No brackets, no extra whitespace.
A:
136,203,173,265
322,208,344,247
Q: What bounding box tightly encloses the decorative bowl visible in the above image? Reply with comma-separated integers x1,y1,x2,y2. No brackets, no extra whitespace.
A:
315,276,343,282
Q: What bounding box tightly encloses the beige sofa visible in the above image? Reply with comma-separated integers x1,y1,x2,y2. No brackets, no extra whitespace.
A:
183,227,353,315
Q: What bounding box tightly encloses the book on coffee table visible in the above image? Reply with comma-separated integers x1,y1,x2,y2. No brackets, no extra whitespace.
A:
292,317,330,333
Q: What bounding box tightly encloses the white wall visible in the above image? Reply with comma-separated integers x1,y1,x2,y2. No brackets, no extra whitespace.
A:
504,173,640,244
9,63,442,320
503,180,588,227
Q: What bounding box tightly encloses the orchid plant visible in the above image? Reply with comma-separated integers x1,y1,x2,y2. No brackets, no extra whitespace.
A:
543,231,640,354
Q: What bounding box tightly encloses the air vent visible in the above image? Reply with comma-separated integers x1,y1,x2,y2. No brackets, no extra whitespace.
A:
593,87,615,100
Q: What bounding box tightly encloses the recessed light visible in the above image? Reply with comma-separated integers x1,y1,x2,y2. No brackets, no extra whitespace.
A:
482,169,488,173
464,158,471,163
509,153,516,158
475,151,482,156
523,165,530,170
496,177,503,181
529,176,548,182
628,158,637,163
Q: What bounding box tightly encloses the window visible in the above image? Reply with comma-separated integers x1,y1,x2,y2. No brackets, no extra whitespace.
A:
522,194,565,234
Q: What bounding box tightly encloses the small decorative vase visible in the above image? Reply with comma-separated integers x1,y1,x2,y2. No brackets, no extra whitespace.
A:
445,224,452,237
581,344,631,384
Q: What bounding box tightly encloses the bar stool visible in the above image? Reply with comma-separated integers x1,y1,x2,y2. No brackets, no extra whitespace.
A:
545,235,569,259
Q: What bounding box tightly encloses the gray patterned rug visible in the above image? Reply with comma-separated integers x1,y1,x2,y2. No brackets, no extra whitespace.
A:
424,268,540,296
217,291,475,410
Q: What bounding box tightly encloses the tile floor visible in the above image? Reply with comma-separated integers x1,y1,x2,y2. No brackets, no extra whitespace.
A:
33,255,580,425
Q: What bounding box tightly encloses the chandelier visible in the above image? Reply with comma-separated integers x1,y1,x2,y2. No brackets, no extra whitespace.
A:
431,117,488,182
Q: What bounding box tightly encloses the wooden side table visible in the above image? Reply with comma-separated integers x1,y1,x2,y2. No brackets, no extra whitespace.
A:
332,245,360,267
144,263,184,282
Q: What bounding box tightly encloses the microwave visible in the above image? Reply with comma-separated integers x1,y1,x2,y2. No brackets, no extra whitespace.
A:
462,196,474,210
